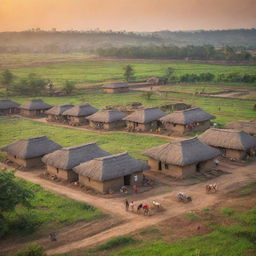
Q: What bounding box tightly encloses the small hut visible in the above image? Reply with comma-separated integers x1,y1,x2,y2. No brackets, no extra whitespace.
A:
42,143,110,182
46,104,74,123
73,152,150,193
160,107,215,134
62,104,98,126
19,99,52,117
225,121,256,136
1,136,61,168
143,137,221,178
102,83,129,94
0,99,20,115
123,107,166,132
198,128,256,161
86,110,127,130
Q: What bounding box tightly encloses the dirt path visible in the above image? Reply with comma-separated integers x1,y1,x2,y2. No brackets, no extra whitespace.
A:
3,159,255,255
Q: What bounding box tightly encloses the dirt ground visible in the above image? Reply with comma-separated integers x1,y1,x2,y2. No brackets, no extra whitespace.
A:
1,158,256,255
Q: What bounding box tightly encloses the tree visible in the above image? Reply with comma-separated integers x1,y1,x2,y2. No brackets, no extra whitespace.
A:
0,69,15,94
165,67,175,82
123,65,135,82
63,80,75,95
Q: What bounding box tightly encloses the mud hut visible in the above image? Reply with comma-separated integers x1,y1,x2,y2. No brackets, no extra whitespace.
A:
225,121,256,136
123,107,166,132
42,143,110,182
198,128,256,161
160,107,215,134
1,136,61,168
143,137,221,178
46,104,74,123
19,99,52,117
102,83,129,93
86,110,127,130
62,104,98,126
73,152,150,193
0,99,20,115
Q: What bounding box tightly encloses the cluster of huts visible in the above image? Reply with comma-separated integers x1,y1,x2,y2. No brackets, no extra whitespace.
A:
1,137,149,193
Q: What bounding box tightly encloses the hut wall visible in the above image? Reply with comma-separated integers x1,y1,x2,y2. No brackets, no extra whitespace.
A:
127,121,159,132
162,123,185,134
104,121,126,130
0,108,19,115
89,120,104,129
20,109,47,117
148,157,159,170
103,87,129,94
197,158,216,171
7,153,43,168
225,149,246,160
129,171,143,185
47,114,56,122
184,120,211,133
46,165,78,182
69,116,88,126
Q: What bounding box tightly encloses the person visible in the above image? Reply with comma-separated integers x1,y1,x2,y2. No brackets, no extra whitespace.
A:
125,199,129,211
133,184,138,194
137,203,143,213
129,200,134,212
143,204,149,216
177,192,184,201
49,232,57,241
214,159,220,166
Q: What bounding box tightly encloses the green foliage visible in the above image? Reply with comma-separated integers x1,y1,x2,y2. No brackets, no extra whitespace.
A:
8,243,46,256
95,235,136,251
141,91,154,100
221,208,235,217
63,80,75,95
185,211,199,221
139,226,160,235
165,67,175,82
217,72,256,83
0,69,15,88
123,65,135,82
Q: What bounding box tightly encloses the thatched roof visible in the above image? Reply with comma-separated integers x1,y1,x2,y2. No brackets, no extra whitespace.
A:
62,104,98,117
19,99,52,110
198,128,256,150
46,104,74,115
102,83,128,89
86,110,127,123
225,121,256,135
42,143,110,169
160,107,215,125
73,152,150,181
1,136,61,159
123,107,166,124
0,99,20,110
143,137,221,166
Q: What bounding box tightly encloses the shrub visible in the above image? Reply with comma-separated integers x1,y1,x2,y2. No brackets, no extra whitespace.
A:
9,243,46,256
221,208,235,217
63,80,75,95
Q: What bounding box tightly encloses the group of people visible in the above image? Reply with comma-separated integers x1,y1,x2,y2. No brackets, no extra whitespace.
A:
125,199,150,215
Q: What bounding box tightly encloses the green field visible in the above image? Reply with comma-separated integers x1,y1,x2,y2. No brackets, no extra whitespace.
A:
0,117,167,160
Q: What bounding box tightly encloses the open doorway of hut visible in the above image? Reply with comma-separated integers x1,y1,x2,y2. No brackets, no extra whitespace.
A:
196,163,201,172
124,175,131,186
158,161,162,170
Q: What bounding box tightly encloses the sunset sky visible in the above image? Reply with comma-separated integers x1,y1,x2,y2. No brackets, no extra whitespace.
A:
0,0,255,32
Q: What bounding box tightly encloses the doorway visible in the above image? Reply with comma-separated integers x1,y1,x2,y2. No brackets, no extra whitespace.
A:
124,175,131,186
196,163,201,172
158,161,162,170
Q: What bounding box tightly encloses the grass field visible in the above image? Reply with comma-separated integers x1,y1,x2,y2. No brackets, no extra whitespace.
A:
1,54,255,87
0,117,167,160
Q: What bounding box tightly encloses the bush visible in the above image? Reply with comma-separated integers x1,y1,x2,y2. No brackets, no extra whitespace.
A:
9,243,46,256
199,72,215,82
63,80,75,95
221,208,235,217
180,73,199,83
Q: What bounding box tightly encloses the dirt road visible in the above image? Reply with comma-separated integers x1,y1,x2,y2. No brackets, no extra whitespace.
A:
6,160,256,255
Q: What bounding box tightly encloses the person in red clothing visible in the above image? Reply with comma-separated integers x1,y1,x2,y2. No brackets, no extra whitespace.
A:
143,204,149,216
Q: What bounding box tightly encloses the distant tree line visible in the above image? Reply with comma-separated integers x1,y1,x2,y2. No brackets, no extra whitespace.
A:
96,45,253,61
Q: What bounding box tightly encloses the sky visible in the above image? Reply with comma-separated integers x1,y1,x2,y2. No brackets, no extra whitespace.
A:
0,0,255,32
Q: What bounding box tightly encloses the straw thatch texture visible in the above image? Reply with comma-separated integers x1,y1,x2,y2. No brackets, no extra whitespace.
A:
0,100,20,110
160,107,215,124
42,143,110,169
143,137,221,166
74,152,150,181
62,104,98,117
102,83,128,89
19,99,52,110
225,121,256,135
46,104,74,115
86,110,127,123
123,107,166,124
1,136,61,159
198,128,256,150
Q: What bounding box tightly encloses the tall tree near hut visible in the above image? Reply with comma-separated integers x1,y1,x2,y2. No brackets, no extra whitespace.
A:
123,65,135,82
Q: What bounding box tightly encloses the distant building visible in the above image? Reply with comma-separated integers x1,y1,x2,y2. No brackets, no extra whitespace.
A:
160,107,215,134
19,99,52,117
86,110,127,130
225,121,256,136
0,99,20,115
143,137,221,178
62,104,98,126
1,136,61,168
74,152,149,193
199,128,256,161
46,104,74,123
102,83,129,93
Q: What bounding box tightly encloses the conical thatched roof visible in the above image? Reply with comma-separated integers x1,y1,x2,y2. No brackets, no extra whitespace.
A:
0,99,20,110
225,121,256,135
73,152,150,181
42,143,110,169
143,137,221,166
62,104,98,117
198,128,256,150
160,107,215,125
123,107,166,124
102,83,128,89
1,136,61,159
19,99,52,110
46,104,74,115
86,110,127,123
